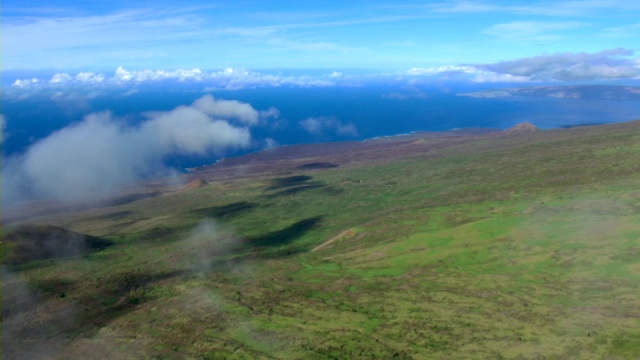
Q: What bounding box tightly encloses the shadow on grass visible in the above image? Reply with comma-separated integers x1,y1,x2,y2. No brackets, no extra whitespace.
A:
244,216,323,248
268,175,314,190
2,268,186,358
3,225,114,267
295,162,340,170
190,201,257,220
265,184,326,198
265,175,345,199
78,269,186,331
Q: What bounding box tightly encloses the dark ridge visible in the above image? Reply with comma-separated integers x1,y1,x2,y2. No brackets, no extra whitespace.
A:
190,201,257,220
3,224,113,266
245,216,323,248
295,162,340,170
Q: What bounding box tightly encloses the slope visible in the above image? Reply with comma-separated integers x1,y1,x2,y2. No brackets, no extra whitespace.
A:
3,121,640,359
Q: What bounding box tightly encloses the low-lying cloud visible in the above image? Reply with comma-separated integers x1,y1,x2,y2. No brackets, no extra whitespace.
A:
478,48,640,81
12,67,334,90
300,116,358,137
192,94,259,126
404,48,640,82
2,95,272,205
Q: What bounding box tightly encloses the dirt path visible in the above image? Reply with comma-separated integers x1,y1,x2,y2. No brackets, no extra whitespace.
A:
311,228,357,252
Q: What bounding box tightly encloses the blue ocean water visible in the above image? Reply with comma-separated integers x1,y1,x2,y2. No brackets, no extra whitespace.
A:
4,85,640,169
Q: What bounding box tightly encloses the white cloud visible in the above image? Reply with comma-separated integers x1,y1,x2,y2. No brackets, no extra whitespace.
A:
205,68,334,90
76,72,105,83
9,67,335,95
300,116,358,137
2,8,208,70
2,95,256,205
300,118,324,134
264,138,279,149
260,107,281,121
113,66,206,82
406,65,476,76
12,78,39,87
402,48,640,82
478,48,640,81
335,123,359,137
192,94,260,126
50,73,73,83
482,21,588,42
471,72,531,83
404,65,530,82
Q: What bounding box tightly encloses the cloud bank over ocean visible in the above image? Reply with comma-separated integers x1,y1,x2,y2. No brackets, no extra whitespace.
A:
2,95,275,205
5,48,638,103
300,117,359,137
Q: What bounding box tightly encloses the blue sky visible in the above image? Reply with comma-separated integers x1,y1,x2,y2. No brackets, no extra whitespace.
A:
3,1,640,72
2,0,640,94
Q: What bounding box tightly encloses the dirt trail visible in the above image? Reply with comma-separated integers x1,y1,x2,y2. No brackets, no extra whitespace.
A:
312,228,357,252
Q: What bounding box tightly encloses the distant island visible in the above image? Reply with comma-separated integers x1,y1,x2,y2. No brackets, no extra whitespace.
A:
458,85,640,100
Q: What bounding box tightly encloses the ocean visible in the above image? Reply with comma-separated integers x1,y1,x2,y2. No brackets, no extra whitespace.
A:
4,84,640,170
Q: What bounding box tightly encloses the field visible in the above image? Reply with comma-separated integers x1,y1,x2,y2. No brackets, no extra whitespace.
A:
3,121,640,359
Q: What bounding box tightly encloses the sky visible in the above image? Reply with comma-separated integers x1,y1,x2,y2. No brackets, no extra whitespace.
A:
3,0,640,75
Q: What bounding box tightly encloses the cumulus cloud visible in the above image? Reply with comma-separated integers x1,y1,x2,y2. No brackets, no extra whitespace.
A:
113,66,206,82
403,48,640,82
404,65,530,83
192,95,259,126
300,116,358,137
49,72,106,85
406,65,477,76
260,107,281,121
204,68,333,90
8,68,335,99
76,72,106,83
1,95,265,205
109,66,333,89
478,48,640,81
12,78,39,87
50,73,73,84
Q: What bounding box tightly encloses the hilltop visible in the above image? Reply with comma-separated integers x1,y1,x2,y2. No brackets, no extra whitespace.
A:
3,120,640,359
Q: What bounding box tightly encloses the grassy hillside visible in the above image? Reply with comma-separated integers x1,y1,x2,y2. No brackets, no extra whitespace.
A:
3,121,640,359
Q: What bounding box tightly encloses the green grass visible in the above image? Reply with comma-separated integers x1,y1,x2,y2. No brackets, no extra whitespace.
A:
3,121,640,358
